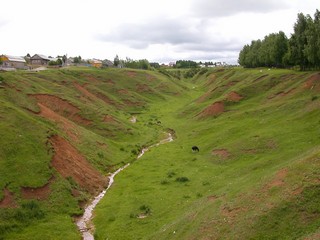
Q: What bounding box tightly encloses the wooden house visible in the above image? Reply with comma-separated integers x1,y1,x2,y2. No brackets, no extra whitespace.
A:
0,55,26,69
30,54,53,65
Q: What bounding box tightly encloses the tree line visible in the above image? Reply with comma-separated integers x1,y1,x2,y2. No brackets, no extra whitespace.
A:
238,9,320,70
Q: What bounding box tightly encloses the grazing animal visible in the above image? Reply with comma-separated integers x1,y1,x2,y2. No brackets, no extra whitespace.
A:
192,146,199,152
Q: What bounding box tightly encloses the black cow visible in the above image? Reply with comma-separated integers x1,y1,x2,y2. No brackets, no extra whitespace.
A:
192,146,199,152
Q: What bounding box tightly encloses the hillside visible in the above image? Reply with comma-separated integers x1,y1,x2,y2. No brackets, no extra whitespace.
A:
0,67,188,239
1,67,320,239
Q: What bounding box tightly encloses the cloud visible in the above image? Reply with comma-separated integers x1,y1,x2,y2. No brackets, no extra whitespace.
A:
98,18,203,49
97,15,245,63
191,0,291,18
0,19,8,28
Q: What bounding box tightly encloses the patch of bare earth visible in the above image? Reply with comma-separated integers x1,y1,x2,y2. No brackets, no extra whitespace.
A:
304,73,320,91
212,149,231,159
95,92,118,106
0,188,17,208
103,114,118,123
136,83,153,93
74,82,99,101
37,103,80,142
266,168,288,189
199,102,224,118
226,91,243,102
118,89,129,95
50,135,108,194
303,232,320,240
127,71,137,77
21,176,54,200
31,94,92,126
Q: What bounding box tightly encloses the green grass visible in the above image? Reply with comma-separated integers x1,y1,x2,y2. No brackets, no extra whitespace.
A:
1,67,320,239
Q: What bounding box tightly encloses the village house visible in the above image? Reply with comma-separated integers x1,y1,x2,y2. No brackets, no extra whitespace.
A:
91,59,103,68
0,55,27,69
30,54,56,66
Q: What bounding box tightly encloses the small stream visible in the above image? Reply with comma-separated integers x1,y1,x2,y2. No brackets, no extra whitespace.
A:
76,133,174,240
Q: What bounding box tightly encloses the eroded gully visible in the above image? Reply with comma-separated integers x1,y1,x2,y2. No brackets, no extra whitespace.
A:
76,132,174,240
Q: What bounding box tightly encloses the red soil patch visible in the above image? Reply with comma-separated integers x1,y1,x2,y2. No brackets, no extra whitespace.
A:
212,149,230,159
199,102,224,118
207,195,218,202
127,71,137,77
0,188,17,208
95,92,118,106
227,81,239,87
304,73,320,91
50,135,108,194
74,82,98,100
221,205,245,220
118,89,129,95
21,176,54,200
106,79,115,85
103,114,118,123
226,91,243,102
267,168,288,189
136,83,153,93
31,94,92,126
37,103,80,142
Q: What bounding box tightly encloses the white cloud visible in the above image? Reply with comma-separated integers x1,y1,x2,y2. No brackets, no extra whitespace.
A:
0,0,319,63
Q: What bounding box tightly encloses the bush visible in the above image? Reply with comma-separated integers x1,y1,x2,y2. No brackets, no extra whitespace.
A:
176,177,190,182
167,171,176,178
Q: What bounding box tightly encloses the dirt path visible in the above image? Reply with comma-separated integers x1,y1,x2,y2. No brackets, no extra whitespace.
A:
76,132,174,240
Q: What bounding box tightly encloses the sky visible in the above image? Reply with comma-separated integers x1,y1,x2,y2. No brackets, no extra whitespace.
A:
0,0,318,64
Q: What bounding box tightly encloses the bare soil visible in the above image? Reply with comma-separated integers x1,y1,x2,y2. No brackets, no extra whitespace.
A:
32,94,92,126
0,188,17,208
304,73,320,91
199,102,224,118
226,91,243,102
50,135,108,194
212,149,230,159
21,176,54,200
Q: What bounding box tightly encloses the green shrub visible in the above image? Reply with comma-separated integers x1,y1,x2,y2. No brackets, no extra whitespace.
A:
176,177,190,182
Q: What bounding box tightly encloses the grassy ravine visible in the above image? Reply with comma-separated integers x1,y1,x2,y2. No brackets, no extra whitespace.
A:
0,67,320,239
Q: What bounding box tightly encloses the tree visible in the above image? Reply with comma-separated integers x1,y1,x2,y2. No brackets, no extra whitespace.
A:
304,10,320,69
289,13,309,70
114,55,120,67
73,56,82,64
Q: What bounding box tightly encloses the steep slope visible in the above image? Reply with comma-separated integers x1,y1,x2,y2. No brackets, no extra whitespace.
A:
0,67,188,239
93,68,320,240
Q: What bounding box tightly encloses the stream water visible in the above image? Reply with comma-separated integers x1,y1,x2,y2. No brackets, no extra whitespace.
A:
76,133,174,240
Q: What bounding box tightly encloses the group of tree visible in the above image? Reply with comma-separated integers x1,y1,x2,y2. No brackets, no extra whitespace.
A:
238,9,320,70
113,55,151,70
175,60,198,68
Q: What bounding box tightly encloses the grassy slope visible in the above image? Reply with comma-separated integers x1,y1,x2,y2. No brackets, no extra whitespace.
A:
93,68,320,239
1,67,320,239
0,67,187,239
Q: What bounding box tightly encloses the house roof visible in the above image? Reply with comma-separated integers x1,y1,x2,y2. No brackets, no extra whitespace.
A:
31,54,57,61
2,55,26,63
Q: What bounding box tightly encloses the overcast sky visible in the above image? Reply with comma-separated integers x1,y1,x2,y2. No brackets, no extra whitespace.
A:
1,0,318,64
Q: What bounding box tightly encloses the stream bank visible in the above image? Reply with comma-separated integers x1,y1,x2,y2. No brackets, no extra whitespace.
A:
76,132,174,240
